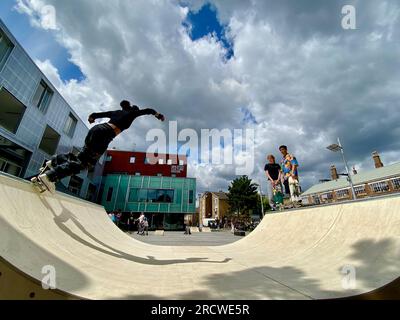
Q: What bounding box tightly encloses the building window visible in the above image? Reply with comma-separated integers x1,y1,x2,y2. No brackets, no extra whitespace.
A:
189,190,194,204
129,157,136,164
106,187,114,202
320,192,334,201
354,185,367,196
171,174,176,178
167,159,173,165
32,80,53,113
391,178,400,190
158,159,164,165
64,113,77,138
157,173,162,177
68,176,83,196
312,195,321,204
106,155,112,162
86,183,97,202
135,172,141,176
179,160,185,166
0,28,14,70
39,125,60,155
0,88,26,134
0,157,22,177
336,189,350,199
370,181,390,193
129,188,174,203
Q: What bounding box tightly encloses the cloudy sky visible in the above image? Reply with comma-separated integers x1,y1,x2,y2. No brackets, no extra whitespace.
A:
1,0,399,194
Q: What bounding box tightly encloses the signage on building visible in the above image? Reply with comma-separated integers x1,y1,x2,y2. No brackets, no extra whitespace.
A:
171,165,184,174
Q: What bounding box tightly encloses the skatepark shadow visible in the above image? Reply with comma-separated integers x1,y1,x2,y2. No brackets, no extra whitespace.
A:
39,197,231,266
121,238,400,300
338,238,400,299
0,215,90,294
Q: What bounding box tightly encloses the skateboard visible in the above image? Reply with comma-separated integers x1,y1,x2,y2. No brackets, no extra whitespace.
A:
272,185,285,211
292,179,302,208
30,162,55,194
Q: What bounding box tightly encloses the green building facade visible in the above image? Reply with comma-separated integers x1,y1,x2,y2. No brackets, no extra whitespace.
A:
101,175,196,230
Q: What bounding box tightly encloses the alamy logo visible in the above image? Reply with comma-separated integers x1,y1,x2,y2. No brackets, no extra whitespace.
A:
342,5,356,30
146,121,255,176
341,265,356,290
41,265,57,290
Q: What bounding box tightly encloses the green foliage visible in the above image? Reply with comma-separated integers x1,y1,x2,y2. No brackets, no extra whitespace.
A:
227,176,259,222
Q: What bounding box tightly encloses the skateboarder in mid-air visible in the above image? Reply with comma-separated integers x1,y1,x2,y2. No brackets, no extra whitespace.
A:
32,100,165,192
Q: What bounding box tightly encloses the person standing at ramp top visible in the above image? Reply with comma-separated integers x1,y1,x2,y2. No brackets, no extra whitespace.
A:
35,100,165,192
264,154,283,211
279,145,302,206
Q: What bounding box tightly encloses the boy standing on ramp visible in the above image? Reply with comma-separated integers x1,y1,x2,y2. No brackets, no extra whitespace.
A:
32,100,165,192
279,145,302,206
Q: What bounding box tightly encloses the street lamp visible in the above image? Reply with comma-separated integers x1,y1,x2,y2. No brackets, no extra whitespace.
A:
327,138,357,200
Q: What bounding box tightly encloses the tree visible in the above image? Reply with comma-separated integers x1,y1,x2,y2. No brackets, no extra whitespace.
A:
227,176,258,223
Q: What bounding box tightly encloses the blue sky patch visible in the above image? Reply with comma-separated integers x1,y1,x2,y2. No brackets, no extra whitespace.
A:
183,3,234,60
0,0,84,83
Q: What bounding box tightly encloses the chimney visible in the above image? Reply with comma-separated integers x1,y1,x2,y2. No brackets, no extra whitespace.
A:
372,151,384,168
330,165,339,180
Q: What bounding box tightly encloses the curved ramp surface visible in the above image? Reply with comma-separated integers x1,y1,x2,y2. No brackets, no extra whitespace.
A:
0,173,399,300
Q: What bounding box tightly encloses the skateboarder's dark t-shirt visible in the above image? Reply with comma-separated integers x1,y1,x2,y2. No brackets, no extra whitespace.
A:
89,108,157,132
264,163,281,181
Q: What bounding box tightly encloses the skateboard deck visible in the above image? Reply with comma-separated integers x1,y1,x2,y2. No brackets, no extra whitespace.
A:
30,163,55,194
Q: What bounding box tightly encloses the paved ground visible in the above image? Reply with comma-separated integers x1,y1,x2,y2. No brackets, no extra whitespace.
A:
129,230,247,246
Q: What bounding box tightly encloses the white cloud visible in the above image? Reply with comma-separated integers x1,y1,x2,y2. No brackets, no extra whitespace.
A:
16,0,400,193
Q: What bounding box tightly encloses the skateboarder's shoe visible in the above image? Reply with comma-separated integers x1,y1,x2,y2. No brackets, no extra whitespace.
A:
38,160,54,174
38,173,56,194
45,160,54,169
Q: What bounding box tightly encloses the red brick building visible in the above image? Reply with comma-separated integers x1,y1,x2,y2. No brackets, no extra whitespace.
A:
103,150,188,177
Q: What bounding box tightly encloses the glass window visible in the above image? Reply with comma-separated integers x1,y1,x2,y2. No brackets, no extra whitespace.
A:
39,125,60,155
106,187,114,202
321,192,333,200
147,189,158,202
68,176,83,195
159,159,164,165
189,190,194,204
0,28,14,70
370,181,390,193
130,157,136,164
135,172,141,176
163,190,174,203
336,189,350,199
32,80,53,113
106,155,112,162
64,113,77,138
167,159,173,165
86,183,97,202
312,195,321,204
391,178,400,190
128,188,139,202
128,188,174,203
138,189,148,202
354,185,367,195
179,160,185,165
0,88,26,133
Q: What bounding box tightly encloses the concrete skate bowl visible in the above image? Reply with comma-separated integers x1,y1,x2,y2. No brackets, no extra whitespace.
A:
0,173,399,300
